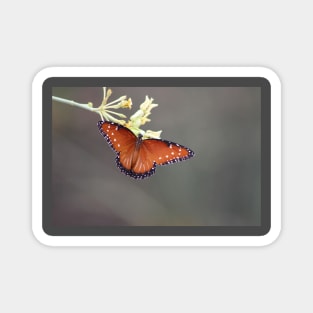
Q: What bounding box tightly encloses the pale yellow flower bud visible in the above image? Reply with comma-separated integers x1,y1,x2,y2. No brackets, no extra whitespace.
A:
143,130,162,139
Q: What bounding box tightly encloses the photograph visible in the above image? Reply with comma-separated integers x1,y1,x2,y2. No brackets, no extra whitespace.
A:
50,84,262,230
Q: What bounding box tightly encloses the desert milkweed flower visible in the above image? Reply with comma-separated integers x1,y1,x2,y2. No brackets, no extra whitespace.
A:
94,87,132,125
125,96,162,138
95,89,162,139
142,129,163,139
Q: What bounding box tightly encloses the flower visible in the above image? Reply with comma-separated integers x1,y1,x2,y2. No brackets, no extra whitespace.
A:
142,129,163,139
94,88,162,139
125,96,162,138
94,87,132,125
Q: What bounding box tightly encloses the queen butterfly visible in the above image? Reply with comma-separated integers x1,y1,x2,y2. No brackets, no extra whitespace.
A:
97,121,194,179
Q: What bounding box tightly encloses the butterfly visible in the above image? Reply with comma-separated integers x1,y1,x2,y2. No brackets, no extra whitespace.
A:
97,121,194,179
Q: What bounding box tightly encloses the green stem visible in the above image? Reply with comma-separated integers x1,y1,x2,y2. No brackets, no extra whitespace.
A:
52,96,96,113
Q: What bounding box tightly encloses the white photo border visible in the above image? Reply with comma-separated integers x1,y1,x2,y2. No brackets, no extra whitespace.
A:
32,67,281,246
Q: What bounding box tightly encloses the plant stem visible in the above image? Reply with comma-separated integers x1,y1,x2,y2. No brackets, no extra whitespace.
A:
52,96,96,112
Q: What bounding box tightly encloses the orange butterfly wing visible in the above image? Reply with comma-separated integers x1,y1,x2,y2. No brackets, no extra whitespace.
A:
98,121,136,155
98,121,139,173
98,121,194,179
140,139,194,166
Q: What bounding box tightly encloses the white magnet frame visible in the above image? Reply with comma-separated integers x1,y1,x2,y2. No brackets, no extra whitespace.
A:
32,67,281,246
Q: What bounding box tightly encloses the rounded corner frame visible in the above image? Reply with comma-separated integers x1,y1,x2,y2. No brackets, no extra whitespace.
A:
32,66,281,247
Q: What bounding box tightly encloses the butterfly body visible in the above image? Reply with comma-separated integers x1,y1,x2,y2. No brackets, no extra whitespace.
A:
98,121,194,179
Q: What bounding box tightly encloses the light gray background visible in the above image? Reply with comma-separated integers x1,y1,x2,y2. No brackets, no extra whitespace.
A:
1,1,311,312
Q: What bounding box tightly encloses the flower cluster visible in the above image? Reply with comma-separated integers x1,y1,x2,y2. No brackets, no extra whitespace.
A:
94,87,132,125
95,87,162,139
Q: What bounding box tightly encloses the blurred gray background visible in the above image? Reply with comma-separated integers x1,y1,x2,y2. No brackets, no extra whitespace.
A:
52,86,261,227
